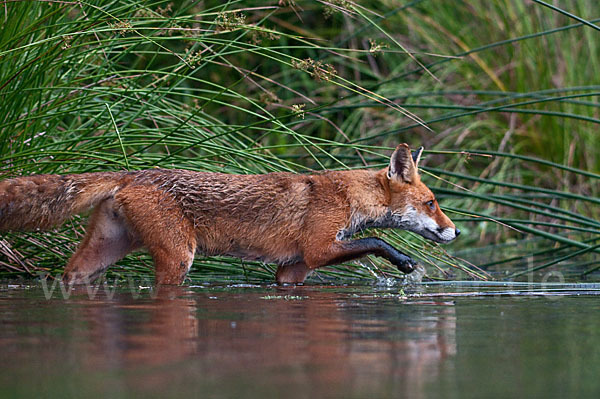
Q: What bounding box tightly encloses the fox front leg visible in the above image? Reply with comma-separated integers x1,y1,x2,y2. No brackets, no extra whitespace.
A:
342,238,416,273
275,262,312,284
305,237,416,274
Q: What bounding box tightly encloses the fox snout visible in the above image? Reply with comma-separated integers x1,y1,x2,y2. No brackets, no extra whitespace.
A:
412,220,459,244
397,205,460,244
425,210,460,244
429,225,460,244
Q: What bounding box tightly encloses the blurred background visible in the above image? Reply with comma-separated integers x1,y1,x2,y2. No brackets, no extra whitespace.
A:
0,0,598,282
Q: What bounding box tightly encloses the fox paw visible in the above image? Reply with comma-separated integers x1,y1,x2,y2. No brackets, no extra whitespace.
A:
392,255,416,274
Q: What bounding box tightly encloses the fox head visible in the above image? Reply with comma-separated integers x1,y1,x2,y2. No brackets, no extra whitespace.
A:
384,144,460,244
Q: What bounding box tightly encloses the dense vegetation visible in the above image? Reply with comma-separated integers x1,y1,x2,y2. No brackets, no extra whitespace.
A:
0,0,598,283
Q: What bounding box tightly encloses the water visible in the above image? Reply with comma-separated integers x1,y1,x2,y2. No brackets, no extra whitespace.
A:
1,281,600,398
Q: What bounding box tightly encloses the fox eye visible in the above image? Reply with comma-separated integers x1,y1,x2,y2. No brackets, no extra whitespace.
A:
426,200,436,211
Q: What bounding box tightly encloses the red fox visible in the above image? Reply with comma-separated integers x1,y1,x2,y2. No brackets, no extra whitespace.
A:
0,144,459,285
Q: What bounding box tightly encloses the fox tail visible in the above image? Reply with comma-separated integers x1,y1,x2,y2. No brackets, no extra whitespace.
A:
0,172,123,232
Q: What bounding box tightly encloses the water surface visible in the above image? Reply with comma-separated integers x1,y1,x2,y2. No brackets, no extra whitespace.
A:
1,281,599,398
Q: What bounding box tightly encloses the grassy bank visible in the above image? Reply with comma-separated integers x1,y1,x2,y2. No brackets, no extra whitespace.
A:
0,0,598,282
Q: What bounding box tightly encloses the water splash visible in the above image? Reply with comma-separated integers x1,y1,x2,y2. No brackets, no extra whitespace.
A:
404,264,426,285
375,276,398,288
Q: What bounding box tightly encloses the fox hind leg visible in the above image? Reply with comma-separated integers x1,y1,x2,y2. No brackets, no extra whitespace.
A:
148,236,197,286
63,198,141,285
117,187,197,285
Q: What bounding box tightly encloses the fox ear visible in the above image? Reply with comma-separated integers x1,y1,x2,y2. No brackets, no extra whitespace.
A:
388,143,417,183
412,146,424,168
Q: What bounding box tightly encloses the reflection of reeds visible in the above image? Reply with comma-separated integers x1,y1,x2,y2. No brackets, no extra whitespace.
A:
0,1,598,282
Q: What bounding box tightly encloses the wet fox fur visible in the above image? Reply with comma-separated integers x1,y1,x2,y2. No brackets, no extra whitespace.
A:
0,144,459,285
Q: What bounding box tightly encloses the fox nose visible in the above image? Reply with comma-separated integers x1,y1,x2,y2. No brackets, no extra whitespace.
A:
455,228,461,237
